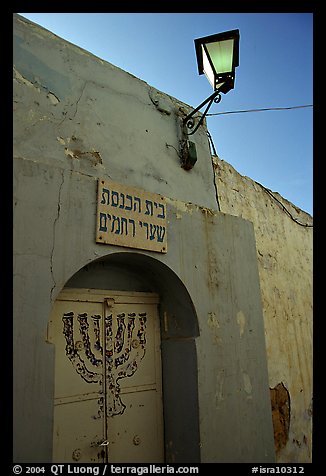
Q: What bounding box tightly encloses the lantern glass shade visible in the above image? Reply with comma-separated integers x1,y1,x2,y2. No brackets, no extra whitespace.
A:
205,38,235,74
195,29,239,93
201,44,215,88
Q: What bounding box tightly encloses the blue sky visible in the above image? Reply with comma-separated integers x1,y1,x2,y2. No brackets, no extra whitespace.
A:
18,13,313,215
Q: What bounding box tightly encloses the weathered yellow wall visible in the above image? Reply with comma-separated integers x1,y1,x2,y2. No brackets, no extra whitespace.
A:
213,156,313,463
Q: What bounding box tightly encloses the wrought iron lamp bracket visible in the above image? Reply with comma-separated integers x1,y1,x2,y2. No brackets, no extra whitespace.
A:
183,89,222,136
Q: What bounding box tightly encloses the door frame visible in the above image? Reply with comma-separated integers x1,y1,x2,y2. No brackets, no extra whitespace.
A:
51,251,201,463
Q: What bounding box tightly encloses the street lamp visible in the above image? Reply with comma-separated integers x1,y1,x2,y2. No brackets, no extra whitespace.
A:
180,29,240,170
195,29,240,94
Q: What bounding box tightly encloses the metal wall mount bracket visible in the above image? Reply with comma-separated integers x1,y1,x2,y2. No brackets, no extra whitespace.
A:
183,89,222,136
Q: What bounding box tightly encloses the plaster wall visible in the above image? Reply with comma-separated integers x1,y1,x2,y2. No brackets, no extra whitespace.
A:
213,157,313,463
13,14,275,463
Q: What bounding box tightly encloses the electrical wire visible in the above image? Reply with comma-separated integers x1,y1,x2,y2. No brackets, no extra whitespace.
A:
207,130,222,210
207,130,218,156
207,104,313,116
165,142,182,159
207,131,313,227
254,181,313,227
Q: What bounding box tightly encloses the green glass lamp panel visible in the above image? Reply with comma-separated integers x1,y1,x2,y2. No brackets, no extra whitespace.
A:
206,38,235,74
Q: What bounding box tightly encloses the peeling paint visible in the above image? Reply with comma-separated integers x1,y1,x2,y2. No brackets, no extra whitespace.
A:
207,246,219,291
215,369,225,408
148,88,173,115
47,91,60,105
199,206,215,216
270,382,291,453
163,199,218,220
165,197,195,216
65,148,76,159
13,66,41,91
207,312,221,344
57,135,103,165
64,148,102,164
57,136,66,146
207,312,220,329
236,310,246,337
243,372,252,395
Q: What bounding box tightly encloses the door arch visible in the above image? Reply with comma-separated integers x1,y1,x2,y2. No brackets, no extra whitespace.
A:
49,288,164,463
51,251,201,463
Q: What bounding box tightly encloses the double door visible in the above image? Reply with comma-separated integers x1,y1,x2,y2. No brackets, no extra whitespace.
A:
48,289,164,463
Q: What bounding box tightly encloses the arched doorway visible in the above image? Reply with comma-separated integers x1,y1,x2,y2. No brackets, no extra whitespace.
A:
49,252,200,463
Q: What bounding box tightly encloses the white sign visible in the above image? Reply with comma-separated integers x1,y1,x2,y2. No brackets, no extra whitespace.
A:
96,179,167,253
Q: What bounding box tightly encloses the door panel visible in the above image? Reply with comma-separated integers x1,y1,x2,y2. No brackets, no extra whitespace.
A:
49,289,164,463
105,302,159,404
49,300,104,399
104,300,164,463
107,390,164,463
53,398,106,463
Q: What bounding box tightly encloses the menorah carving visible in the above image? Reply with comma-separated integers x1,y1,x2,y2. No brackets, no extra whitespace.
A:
62,310,147,417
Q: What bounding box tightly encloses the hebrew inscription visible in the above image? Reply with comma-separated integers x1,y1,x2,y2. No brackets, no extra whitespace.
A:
96,179,167,253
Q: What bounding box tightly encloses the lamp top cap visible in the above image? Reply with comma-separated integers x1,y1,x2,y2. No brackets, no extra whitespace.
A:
194,28,240,45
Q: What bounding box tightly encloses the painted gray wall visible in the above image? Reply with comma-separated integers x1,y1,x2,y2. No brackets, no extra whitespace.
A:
13,14,275,463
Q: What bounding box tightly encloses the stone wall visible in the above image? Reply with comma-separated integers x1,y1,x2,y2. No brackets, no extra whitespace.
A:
213,156,313,462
